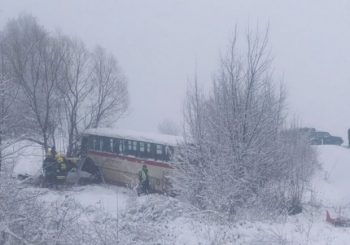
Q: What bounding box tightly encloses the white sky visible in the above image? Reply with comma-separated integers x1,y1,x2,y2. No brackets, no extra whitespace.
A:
1,0,350,139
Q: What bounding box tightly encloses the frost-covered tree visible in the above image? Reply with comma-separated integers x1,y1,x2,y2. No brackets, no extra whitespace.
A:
1,15,64,152
0,15,129,155
57,37,93,156
174,28,316,216
86,46,129,129
0,39,25,170
0,75,17,170
58,40,129,156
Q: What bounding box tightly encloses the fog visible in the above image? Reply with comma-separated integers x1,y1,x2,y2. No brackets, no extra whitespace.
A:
1,0,350,140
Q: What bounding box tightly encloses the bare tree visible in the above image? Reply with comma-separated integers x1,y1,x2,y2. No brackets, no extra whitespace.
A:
58,41,128,156
0,15,129,156
85,46,129,129
1,15,64,152
0,75,17,171
0,35,25,170
57,37,93,156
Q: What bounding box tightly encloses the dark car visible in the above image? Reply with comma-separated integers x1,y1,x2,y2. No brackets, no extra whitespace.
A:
309,131,343,145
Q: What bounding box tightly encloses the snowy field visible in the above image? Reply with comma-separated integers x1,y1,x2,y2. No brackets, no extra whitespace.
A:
11,143,350,244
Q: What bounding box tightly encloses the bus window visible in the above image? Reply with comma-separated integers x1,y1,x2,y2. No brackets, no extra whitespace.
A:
151,143,157,159
165,146,171,161
93,137,98,151
156,145,163,155
127,140,132,152
110,138,113,152
139,142,145,157
146,143,151,153
113,139,119,153
133,141,137,151
119,140,124,153
140,142,145,152
102,137,111,152
88,136,94,150
99,137,103,151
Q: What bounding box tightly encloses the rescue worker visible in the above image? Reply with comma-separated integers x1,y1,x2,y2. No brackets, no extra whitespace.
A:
55,154,67,186
43,147,58,188
51,146,57,158
138,165,150,194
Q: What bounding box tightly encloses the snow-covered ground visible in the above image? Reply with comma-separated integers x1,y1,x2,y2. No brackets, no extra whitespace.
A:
11,143,350,244
11,141,43,176
312,145,350,208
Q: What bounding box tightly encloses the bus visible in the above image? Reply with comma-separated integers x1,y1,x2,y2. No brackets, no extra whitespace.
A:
80,128,182,192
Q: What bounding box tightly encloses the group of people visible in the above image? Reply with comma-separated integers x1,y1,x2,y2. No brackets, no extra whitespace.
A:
43,146,151,193
42,146,68,188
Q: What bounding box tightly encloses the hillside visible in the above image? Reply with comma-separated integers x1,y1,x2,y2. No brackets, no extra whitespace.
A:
9,143,350,244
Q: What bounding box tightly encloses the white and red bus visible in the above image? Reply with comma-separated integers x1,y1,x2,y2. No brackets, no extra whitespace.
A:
80,128,182,192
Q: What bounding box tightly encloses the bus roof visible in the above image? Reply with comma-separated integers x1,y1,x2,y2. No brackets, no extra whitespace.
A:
83,128,183,146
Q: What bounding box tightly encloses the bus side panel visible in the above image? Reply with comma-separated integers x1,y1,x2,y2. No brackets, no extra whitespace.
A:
88,152,173,192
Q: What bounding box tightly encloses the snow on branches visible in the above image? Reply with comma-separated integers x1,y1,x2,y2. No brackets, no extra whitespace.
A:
174,28,317,217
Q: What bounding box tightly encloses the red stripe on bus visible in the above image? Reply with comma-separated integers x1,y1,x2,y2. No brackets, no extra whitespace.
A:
87,150,174,169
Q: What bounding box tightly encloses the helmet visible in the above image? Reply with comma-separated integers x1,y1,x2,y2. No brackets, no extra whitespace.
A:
47,146,57,157
142,165,148,173
56,154,64,163
47,148,52,156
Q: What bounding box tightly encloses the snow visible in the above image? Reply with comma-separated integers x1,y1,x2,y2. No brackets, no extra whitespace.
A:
11,141,43,176
9,141,350,244
84,128,183,146
40,185,130,214
311,145,350,207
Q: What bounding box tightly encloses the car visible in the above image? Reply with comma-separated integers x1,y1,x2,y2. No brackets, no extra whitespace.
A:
309,131,343,146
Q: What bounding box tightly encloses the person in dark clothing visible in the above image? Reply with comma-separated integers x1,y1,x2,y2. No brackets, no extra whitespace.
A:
55,154,67,186
51,146,57,158
138,165,150,194
43,147,68,188
43,147,58,188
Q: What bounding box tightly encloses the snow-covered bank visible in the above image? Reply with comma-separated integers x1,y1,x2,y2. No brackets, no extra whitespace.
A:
8,143,350,244
40,185,131,214
312,145,350,208
11,141,43,176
